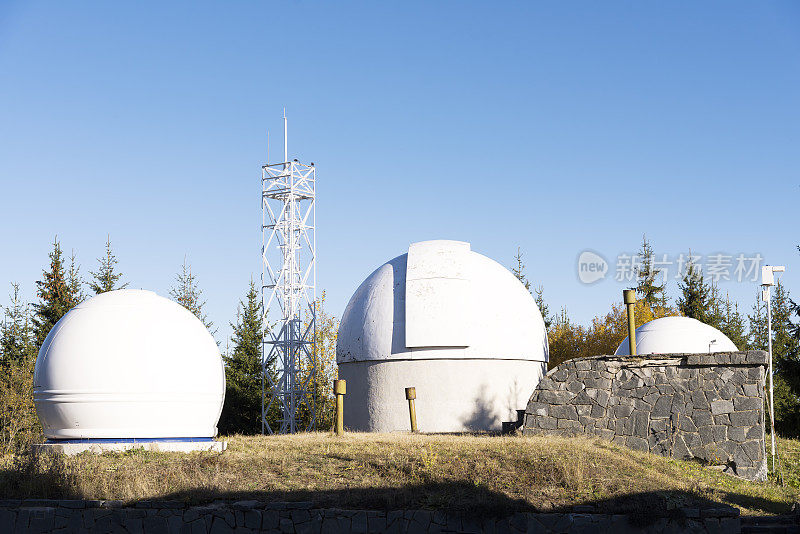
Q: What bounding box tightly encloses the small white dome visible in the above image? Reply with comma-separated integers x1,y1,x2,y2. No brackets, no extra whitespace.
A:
337,240,548,363
34,289,225,439
614,316,738,356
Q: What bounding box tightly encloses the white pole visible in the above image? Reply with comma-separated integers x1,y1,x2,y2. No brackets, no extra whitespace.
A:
283,108,288,164
766,285,776,473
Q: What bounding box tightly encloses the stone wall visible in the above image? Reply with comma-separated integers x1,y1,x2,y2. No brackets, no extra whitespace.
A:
0,499,750,533
523,351,768,481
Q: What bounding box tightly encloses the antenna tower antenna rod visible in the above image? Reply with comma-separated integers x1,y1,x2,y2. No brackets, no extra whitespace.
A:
283,108,288,164
261,111,317,434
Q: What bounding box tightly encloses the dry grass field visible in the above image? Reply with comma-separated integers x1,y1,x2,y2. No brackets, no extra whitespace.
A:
1,433,799,517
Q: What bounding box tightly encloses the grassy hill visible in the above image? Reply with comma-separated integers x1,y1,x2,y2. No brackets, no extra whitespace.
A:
1,433,799,517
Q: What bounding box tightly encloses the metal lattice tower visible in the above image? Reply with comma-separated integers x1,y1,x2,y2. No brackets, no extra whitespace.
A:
261,113,316,434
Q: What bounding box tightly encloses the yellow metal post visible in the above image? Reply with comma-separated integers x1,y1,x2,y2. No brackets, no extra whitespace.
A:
405,387,418,432
334,379,346,435
623,289,637,356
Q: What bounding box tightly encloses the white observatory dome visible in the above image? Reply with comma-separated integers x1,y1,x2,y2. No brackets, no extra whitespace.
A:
614,316,738,356
336,240,548,432
34,289,225,440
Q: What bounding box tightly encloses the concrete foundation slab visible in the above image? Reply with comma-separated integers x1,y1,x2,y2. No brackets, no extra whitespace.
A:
35,439,227,455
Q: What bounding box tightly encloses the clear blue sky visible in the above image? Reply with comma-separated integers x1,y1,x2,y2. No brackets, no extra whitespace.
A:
1,1,798,346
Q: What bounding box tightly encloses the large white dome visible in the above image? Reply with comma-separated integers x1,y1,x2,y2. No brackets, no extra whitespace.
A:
337,240,549,364
614,316,738,356
34,289,225,439
336,240,548,432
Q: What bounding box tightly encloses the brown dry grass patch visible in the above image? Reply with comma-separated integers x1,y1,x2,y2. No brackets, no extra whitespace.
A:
1,433,797,516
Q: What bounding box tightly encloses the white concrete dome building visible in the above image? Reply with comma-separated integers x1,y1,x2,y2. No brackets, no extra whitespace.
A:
34,289,225,440
614,316,738,356
336,240,549,432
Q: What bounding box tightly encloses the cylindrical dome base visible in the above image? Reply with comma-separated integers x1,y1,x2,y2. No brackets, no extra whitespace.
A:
339,359,546,432
34,392,223,439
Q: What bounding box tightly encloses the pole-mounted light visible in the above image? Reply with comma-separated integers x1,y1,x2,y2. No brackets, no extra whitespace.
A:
762,264,785,473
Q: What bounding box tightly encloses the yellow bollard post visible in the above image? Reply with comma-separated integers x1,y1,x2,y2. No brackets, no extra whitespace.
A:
334,379,346,435
623,289,637,356
405,387,418,433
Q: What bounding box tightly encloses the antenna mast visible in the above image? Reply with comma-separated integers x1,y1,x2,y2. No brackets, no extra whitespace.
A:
283,108,288,164
261,112,317,434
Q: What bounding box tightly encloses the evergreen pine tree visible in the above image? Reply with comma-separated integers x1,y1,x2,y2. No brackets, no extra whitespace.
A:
745,279,800,436
218,280,266,435
718,292,747,350
89,236,127,294
67,250,84,305
766,281,800,436
748,289,769,351
635,235,666,308
534,285,552,329
33,237,76,347
0,283,35,366
0,283,41,451
169,258,214,333
512,248,531,293
706,282,725,330
677,254,712,323
771,373,799,437
512,247,552,328
771,281,798,374
747,281,796,364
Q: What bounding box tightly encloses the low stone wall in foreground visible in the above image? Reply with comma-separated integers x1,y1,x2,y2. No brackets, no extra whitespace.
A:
523,351,768,480
0,499,751,533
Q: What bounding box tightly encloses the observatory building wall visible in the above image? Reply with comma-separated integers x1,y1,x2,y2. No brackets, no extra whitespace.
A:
523,351,768,481
339,359,544,433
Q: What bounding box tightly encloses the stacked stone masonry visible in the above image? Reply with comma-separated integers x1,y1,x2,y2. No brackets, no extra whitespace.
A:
0,499,756,533
523,351,768,481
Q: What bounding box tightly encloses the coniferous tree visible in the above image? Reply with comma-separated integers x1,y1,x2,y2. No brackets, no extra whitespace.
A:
218,280,266,435
766,281,800,436
677,254,712,323
67,250,84,305
169,258,215,333
718,293,747,351
748,282,797,362
745,279,800,436
0,283,35,366
770,281,798,374
706,282,725,330
790,244,800,342
89,236,127,294
0,283,40,452
776,246,800,437
33,238,77,346
534,285,552,329
635,235,666,308
512,248,552,328
748,289,769,351
512,248,531,293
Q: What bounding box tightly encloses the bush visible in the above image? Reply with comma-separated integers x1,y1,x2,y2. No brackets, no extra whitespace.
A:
0,353,42,454
0,446,77,499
